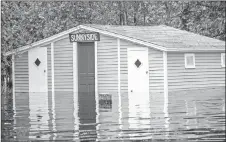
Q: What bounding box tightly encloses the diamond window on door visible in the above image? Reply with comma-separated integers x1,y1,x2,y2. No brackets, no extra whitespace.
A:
35,58,41,66
134,59,142,68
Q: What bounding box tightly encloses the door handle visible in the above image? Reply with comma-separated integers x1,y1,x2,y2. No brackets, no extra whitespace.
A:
131,90,133,93
146,71,148,74
44,70,46,73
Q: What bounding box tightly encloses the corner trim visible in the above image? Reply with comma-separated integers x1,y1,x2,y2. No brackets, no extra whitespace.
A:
73,42,78,93
95,41,98,97
12,55,15,111
50,42,56,139
117,38,122,131
45,47,48,92
117,38,121,95
94,41,100,136
72,42,79,140
163,51,168,112
51,43,55,93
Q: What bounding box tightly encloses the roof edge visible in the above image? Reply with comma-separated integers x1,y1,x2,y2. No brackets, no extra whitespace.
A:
80,25,167,51
167,48,225,52
4,24,225,56
4,25,83,56
4,24,167,56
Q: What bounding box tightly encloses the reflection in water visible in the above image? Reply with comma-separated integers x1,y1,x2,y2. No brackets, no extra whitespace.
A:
29,92,50,139
73,92,79,141
52,91,57,140
128,92,151,131
78,91,97,141
11,87,225,141
164,91,169,140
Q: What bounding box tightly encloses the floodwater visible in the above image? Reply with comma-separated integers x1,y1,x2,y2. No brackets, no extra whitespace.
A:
2,87,225,141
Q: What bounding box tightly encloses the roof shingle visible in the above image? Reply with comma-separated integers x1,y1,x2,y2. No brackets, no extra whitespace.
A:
84,24,225,51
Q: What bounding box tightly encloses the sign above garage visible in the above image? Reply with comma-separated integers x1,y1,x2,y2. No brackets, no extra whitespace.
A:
69,32,100,42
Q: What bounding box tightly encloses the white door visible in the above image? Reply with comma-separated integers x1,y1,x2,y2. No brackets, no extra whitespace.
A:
128,47,150,129
28,47,50,139
29,47,48,92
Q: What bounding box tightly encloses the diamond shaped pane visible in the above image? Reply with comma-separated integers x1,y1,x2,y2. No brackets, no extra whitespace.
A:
134,59,141,68
35,58,41,66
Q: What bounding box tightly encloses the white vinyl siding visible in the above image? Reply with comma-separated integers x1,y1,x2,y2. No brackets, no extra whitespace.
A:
97,34,118,93
168,52,225,91
14,51,29,92
185,53,195,68
221,53,225,67
119,40,130,94
54,38,73,92
149,48,164,93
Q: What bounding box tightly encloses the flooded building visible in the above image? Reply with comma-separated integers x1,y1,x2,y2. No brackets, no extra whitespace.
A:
5,24,225,141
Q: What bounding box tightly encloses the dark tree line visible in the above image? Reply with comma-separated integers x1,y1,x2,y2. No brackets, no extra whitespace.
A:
1,1,225,93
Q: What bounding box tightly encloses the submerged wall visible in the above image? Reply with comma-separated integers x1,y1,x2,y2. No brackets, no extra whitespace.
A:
14,52,29,93
167,52,225,91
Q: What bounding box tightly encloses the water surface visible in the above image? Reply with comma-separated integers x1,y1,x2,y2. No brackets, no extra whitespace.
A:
2,87,225,141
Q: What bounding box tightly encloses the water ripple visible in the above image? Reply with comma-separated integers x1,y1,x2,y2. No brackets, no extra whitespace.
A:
2,87,225,141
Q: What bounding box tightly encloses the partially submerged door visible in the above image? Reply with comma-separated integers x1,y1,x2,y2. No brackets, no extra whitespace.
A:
29,47,48,92
28,47,49,138
128,47,150,129
77,42,96,140
77,42,95,95
128,47,149,100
